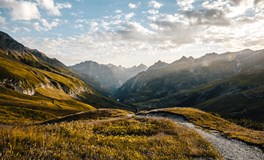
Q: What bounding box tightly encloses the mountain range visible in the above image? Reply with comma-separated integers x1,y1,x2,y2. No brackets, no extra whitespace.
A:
71,61,147,96
1,30,263,129
115,49,264,127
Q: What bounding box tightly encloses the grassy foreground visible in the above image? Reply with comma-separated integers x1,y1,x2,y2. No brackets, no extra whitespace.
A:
0,109,221,160
140,107,264,149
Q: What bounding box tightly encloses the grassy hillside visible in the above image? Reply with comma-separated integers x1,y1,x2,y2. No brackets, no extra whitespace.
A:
0,51,90,94
0,109,221,159
0,52,96,124
0,54,132,124
0,86,95,124
39,109,133,125
139,108,264,149
0,32,136,124
132,70,264,129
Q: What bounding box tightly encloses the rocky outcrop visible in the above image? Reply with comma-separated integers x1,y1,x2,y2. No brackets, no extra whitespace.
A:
0,78,87,97
0,79,35,96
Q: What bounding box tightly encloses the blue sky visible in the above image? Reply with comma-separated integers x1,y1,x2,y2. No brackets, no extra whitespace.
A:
1,0,264,67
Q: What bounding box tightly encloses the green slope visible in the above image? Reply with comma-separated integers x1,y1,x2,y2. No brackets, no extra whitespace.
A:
0,31,132,123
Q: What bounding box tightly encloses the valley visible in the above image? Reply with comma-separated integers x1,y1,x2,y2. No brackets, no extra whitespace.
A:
1,0,264,159
0,31,263,159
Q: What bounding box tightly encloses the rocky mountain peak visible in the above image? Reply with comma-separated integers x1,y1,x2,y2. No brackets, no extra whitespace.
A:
0,31,26,52
147,60,168,71
137,63,148,69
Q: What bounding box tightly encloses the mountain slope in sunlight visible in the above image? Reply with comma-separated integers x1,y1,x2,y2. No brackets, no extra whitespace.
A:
0,31,130,123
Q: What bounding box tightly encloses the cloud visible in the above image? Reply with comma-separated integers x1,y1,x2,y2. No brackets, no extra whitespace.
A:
149,1,164,9
177,0,195,11
254,0,263,5
41,18,61,30
147,10,159,15
115,10,122,13
202,0,228,10
128,3,137,9
32,18,62,31
12,27,31,33
183,9,230,26
36,0,71,16
125,12,135,20
231,0,242,5
0,0,41,20
89,21,99,32
116,21,153,41
8,0,264,67
147,13,197,45
0,0,70,32
0,16,7,26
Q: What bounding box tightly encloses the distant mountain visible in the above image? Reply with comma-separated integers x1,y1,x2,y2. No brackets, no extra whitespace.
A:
147,60,169,71
71,61,147,95
0,31,131,123
116,49,264,125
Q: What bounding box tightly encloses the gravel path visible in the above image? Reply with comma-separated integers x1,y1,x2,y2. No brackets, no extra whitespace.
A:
141,113,264,160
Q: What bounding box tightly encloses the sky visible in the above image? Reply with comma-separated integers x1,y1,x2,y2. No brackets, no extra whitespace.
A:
0,0,264,67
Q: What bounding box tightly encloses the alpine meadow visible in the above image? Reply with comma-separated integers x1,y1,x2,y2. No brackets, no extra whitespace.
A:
0,0,264,159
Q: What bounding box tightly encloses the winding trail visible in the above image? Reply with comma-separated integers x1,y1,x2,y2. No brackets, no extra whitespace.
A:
140,113,264,160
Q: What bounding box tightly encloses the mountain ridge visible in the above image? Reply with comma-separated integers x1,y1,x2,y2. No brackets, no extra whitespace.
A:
116,48,264,127
71,60,147,95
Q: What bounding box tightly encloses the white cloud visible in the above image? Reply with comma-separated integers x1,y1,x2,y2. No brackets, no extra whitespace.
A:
12,27,31,33
36,0,71,16
40,18,61,30
74,24,84,29
128,3,137,9
177,0,195,11
202,0,228,10
125,12,135,20
71,11,84,17
128,2,141,9
0,0,41,20
115,10,122,13
31,18,62,31
148,10,159,15
89,21,99,32
8,0,264,67
0,16,7,26
149,1,164,9
227,0,255,18
32,22,43,31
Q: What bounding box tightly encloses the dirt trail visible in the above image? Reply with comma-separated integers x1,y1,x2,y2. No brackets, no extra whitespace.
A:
141,113,264,160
